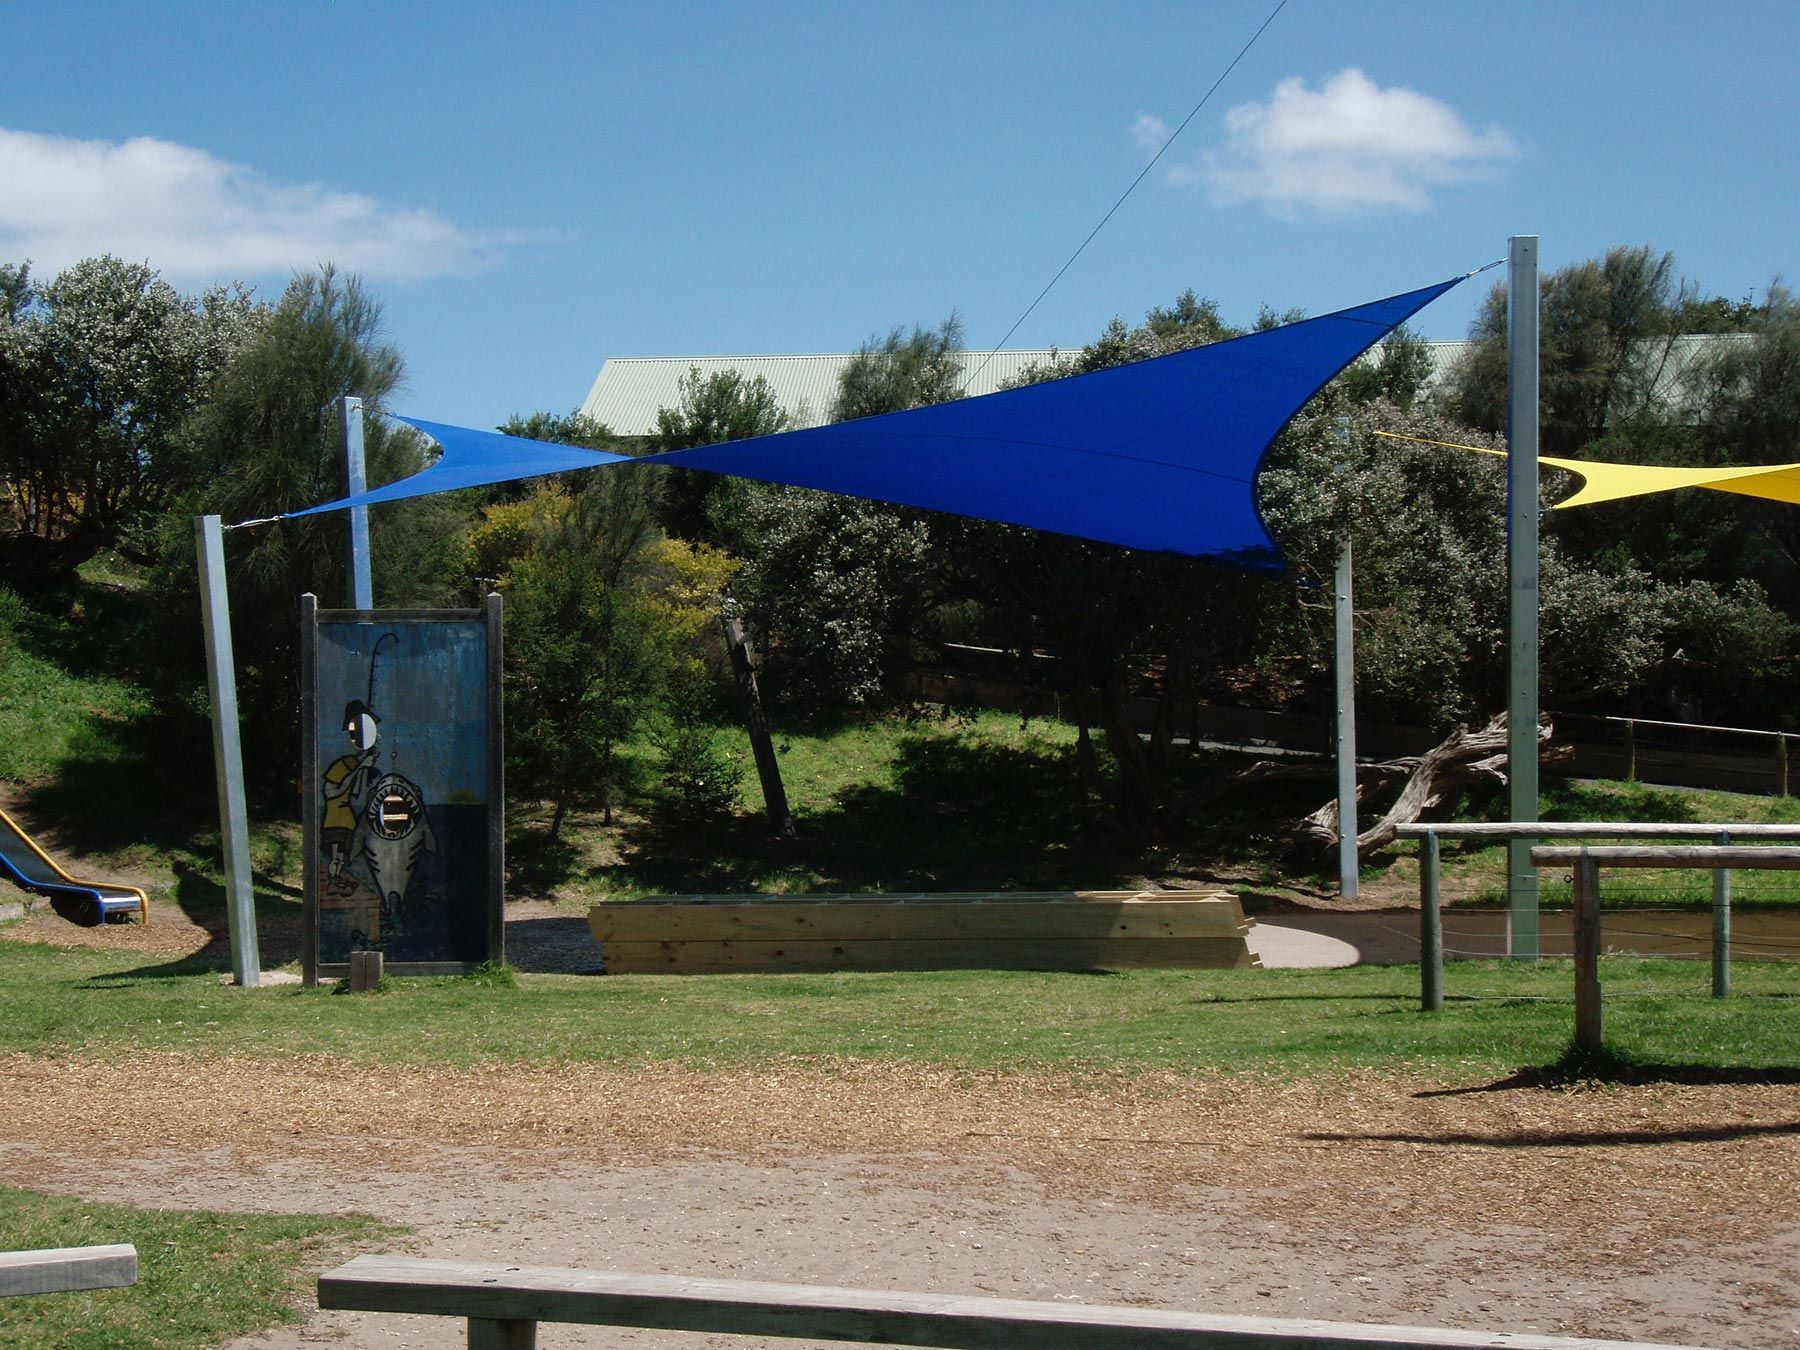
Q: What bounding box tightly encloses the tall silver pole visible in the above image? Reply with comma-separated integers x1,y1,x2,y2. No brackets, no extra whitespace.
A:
1506,236,1541,960
196,514,261,986
341,395,373,610
1333,420,1359,899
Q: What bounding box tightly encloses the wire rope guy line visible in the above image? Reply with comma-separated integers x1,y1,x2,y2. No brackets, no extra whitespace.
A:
962,0,1290,389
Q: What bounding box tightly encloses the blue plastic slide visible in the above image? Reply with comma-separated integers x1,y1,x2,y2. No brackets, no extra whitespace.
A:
0,806,147,925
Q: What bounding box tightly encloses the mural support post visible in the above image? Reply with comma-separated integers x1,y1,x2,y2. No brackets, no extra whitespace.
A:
341,396,373,610
1332,418,1359,900
196,514,261,986
1506,235,1542,959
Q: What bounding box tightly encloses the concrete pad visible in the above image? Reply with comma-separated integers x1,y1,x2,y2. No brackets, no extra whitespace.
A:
1245,921,1361,969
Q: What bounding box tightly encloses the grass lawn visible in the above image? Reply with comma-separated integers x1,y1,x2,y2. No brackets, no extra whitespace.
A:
0,1187,398,1350
2,937,1796,1078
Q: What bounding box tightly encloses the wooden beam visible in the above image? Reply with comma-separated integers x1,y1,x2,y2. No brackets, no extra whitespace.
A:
1571,850,1603,1054
1400,822,1800,840
0,1244,137,1299
318,1254,1703,1348
1533,846,1800,870
597,936,1256,975
590,896,1248,944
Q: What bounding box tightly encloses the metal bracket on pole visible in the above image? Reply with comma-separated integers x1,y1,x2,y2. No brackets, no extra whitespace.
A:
196,515,261,986
1505,236,1541,960
341,396,373,610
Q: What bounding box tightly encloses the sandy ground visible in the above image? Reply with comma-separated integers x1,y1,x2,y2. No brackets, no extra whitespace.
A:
5,902,1800,1347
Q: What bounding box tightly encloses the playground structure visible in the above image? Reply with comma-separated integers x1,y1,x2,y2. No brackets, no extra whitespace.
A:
589,891,1256,974
0,805,147,926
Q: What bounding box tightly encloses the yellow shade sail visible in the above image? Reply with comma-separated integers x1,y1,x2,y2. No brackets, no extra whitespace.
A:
1372,431,1800,510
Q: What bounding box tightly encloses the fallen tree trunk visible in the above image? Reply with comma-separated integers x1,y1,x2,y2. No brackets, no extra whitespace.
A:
1295,712,1563,858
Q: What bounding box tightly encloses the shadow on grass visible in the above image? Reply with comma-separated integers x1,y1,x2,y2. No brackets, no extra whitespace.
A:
14,708,212,858
1415,1042,1800,1097
614,729,1155,893
1544,780,1703,825
604,728,1318,895
79,860,305,983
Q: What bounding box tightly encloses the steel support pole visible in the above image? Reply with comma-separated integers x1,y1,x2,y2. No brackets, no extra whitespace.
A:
341,396,373,610
1506,236,1541,960
1333,417,1358,900
1334,535,1359,899
196,515,260,987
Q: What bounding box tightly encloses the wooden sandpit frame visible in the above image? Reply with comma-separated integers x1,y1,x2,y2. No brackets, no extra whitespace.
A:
587,890,1257,975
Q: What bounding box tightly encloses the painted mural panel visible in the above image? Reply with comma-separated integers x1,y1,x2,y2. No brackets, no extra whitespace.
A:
311,619,491,965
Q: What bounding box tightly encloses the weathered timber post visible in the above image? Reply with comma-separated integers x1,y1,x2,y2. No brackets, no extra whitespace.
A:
1572,848,1602,1053
1420,828,1443,1012
1712,828,1731,998
723,614,795,838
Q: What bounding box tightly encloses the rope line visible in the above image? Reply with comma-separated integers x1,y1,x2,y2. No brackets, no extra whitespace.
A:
962,0,1291,390
1370,429,1499,454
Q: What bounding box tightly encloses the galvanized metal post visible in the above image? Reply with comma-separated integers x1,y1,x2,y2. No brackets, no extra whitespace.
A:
195,515,260,987
1333,417,1358,900
341,396,373,610
1506,236,1541,960
1712,828,1732,998
1419,829,1443,1012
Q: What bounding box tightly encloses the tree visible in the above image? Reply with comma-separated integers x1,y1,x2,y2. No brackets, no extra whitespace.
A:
0,256,260,581
1262,397,1798,731
1444,245,1696,456
1341,323,1433,410
648,367,788,546
963,291,1296,837
729,316,965,719
831,314,965,420
143,266,438,801
504,472,665,836
734,486,939,715
499,409,617,448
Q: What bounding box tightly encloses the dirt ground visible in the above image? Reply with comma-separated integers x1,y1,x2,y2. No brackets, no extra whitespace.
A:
5,902,1800,1348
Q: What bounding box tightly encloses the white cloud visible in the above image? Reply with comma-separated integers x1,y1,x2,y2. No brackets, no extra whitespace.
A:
1132,112,1170,157
0,128,553,283
1183,69,1517,218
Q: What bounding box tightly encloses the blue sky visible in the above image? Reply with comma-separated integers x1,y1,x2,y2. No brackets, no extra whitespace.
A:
4,1,1796,430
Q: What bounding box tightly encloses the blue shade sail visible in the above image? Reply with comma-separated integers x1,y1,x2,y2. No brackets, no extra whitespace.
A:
270,276,1467,569
281,417,630,518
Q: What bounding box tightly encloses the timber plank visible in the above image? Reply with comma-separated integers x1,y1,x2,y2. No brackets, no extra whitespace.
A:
590,896,1247,944
0,1244,137,1298
599,936,1257,975
318,1254,1702,1348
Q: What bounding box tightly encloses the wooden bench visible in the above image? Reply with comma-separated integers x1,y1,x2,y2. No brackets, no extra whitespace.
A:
317,1255,1702,1349
0,1244,137,1299
589,890,1257,974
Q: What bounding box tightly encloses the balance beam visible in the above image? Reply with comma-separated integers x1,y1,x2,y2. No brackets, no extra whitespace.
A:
318,1254,1703,1349
0,1244,137,1299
